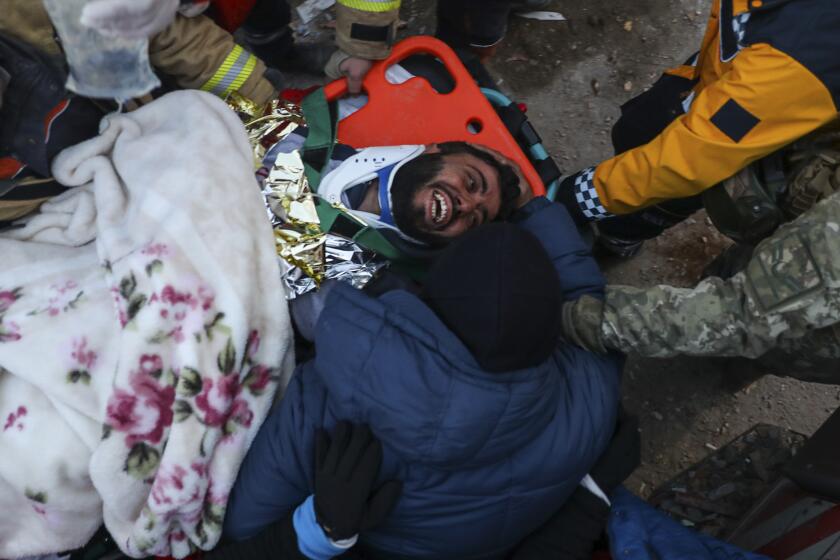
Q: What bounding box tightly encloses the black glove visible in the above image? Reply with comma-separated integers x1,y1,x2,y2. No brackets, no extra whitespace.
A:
701,243,755,281
314,422,402,541
204,511,306,560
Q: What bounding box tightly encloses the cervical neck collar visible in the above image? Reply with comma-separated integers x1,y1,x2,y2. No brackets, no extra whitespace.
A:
318,145,425,230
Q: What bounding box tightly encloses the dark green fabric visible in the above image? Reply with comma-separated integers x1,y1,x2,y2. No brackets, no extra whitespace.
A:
301,88,338,190
314,200,398,260
302,89,428,278
314,199,426,280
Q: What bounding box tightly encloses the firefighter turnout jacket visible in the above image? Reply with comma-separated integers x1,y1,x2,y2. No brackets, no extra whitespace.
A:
563,0,840,221
0,0,274,222
0,0,275,104
335,0,401,60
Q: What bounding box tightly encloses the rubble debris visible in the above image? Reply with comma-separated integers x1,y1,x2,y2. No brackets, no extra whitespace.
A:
649,424,806,537
296,0,335,24
506,54,531,63
708,482,737,501
674,493,741,517
515,11,566,22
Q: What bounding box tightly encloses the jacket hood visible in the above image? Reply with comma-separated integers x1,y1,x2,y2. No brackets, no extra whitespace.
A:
313,283,563,469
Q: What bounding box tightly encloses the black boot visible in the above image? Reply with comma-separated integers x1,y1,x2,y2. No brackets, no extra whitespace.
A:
701,243,754,280
592,224,645,258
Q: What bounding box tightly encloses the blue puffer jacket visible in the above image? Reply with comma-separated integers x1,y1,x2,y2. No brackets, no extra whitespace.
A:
224,199,623,559
608,488,769,560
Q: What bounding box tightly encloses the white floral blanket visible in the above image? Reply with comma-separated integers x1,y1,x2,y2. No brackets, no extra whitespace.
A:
0,91,293,558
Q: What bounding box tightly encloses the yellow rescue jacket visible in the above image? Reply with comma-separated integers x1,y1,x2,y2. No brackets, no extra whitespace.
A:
573,0,840,219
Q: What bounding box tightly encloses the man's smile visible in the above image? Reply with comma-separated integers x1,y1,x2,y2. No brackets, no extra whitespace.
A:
429,188,453,227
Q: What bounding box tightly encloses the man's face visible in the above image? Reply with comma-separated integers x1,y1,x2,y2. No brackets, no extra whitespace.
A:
390,143,525,245
413,151,504,239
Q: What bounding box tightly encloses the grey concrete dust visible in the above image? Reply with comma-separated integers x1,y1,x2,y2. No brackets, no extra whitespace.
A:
288,0,838,498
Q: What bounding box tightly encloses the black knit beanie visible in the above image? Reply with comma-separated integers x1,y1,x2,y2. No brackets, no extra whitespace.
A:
421,223,562,373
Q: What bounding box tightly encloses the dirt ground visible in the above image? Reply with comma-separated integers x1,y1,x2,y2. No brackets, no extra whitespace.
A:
481,0,840,497
291,0,839,499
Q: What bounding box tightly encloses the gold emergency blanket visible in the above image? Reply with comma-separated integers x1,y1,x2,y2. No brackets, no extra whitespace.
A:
229,94,385,298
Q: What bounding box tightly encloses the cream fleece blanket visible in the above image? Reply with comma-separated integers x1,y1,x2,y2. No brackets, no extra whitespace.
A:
0,91,293,558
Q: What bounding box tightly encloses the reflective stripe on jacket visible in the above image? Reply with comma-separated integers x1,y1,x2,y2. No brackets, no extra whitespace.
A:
149,14,274,104
0,0,275,106
571,0,840,218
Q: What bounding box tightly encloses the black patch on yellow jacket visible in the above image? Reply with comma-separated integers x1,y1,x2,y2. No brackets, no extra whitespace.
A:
711,99,760,142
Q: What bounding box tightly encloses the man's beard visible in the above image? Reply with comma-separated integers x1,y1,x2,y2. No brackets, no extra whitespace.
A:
390,148,522,247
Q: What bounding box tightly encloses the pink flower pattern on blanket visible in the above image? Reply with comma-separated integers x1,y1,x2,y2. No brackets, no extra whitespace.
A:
0,287,22,342
95,243,281,555
145,461,229,547
150,464,198,510
3,406,27,432
67,337,99,385
240,331,273,396
106,354,175,447
0,94,292,560
142,243,170,259
0,290,18,313
186,332,271,439
195,374,241,428
147,284,215,343
110,263,220,350
29,281,85,317
193,374,255,436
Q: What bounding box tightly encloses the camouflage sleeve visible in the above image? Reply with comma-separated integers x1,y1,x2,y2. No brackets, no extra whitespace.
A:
598,192,840,358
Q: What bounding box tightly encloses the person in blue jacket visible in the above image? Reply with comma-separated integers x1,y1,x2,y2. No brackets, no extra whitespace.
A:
608,487,769,560
223,197,623,559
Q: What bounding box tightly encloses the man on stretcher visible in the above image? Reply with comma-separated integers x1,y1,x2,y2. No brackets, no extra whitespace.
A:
263,130,533,247
258,116,542,339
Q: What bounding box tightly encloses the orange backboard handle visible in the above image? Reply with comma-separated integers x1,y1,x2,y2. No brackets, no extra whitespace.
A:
323,36,546,196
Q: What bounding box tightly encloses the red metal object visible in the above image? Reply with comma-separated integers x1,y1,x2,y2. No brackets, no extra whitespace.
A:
322,36,546,196
208,0,257,33
728,479,840,559
280,86,320,105
0,157,23,179
757,505,840,559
